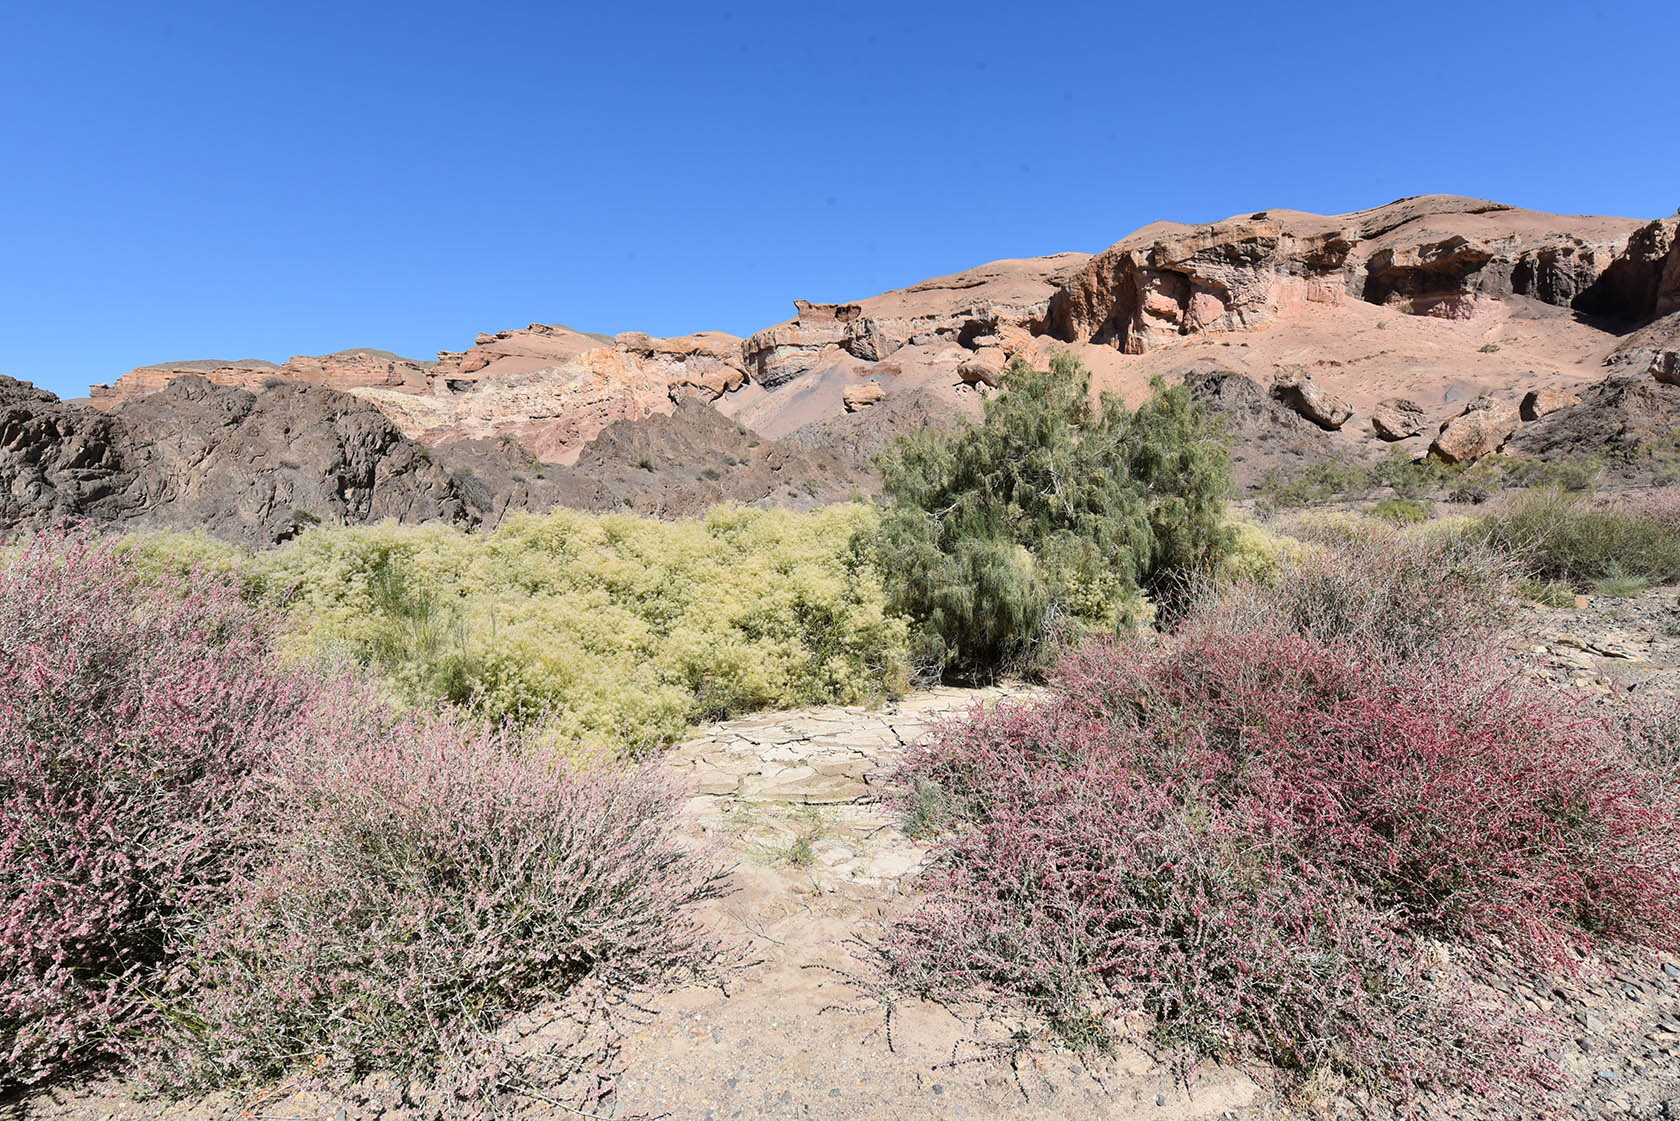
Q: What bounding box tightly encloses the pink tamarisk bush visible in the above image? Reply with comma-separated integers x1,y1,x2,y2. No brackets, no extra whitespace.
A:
1,532,306,1086
885,624,1680,1099
2,531,730,1100
146,687,731,1095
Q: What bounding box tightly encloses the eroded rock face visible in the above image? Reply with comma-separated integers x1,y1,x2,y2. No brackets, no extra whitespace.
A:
1431,395,1521,463
1370,398,1428,441
90,326,753,468
2,375,481,543
54,195,1680,520
1269,369,1352,430
89,350,434,406
1576,218,1679,319
742,254,1089,388
1048,196,1647,353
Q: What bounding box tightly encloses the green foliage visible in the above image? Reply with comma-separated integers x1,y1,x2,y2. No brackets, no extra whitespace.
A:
874,354,1233,677
1472,489,1680,588
1369,497,1432,525
1259,451,1600,510
1593,570,1652,598
251,504,909,750
1517,578,1576,607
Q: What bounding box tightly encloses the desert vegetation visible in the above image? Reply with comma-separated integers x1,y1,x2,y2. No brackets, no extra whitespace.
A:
1258,449,1603,510
0,533,729,1100
120,502,910,751
876,353,1233,679
9,351,1680,1114
881,520,1680,1105
1470,488,1680,595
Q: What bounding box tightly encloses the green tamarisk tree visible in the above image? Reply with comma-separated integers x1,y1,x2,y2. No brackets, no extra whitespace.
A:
875,352,1232,677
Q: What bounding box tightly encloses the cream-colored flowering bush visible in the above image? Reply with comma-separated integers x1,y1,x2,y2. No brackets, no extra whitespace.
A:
257,503,910,749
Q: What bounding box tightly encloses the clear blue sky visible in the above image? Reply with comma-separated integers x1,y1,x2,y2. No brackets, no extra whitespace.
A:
3,0,1676,399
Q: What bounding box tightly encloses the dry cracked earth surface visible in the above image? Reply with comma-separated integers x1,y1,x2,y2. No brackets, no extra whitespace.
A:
17,588,1680,1121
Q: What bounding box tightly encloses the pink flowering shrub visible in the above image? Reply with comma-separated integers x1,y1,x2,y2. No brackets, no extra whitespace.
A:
885,625,1680,1097
1,533,303,1086
148,690,729,1094
1,532,729,1099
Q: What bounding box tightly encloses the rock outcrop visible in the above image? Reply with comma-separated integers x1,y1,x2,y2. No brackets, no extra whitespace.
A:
1575,217,1679,319
741,254,1088,390
3,375,480,543
44,194,1680,534
1179,367,1339,489
91,327,753,469
1508,372,1680,475
3,371,885,540
1431,395,1521,463
90,349,434,405
1047,196,1646,353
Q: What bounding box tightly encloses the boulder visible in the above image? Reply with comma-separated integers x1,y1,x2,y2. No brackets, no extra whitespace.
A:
1653,350,1680,386
1430,396,1520,463
1269,369,1352,430
842,383,886,412
1370,397,1428,440
1519,386,1582,421
957,347,1009,388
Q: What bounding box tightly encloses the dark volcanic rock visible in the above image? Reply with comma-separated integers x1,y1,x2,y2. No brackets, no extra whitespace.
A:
0,376,138,526
549,400,878,518
1179,367,1338,489
1,374,483,544
2,374,888,540
1508,372,1680,476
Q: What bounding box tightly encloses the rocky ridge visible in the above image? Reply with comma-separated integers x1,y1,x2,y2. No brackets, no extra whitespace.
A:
17,196,1680,539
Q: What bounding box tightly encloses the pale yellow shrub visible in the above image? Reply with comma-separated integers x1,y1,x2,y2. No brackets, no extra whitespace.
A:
252,503,910,749
1217,516,1322,586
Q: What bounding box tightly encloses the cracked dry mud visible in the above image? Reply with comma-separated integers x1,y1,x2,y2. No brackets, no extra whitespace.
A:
616,685,1266,1121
